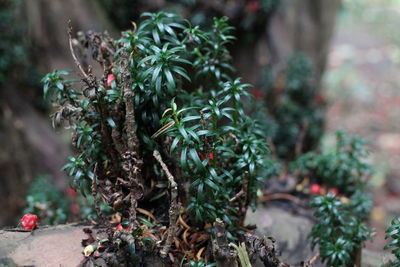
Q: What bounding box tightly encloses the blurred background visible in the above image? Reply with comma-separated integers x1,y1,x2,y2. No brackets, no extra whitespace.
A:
0,0,398,257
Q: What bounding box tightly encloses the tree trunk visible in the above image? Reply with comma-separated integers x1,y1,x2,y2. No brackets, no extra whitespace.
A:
233,0,342,87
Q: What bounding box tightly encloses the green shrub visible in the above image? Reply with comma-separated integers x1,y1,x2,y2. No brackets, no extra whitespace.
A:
384,216,400,267
42,12,274,238
310,193,372,266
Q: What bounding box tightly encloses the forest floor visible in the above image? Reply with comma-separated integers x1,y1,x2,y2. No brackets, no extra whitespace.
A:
325,0,400,252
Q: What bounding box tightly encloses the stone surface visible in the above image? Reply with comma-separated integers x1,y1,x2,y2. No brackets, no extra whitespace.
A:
245,205,390,266
245,205,321,266
0,223,87,267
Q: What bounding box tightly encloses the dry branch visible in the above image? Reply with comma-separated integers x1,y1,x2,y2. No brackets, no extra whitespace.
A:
67,21,90,81
212,218,238,267
153,150,180,257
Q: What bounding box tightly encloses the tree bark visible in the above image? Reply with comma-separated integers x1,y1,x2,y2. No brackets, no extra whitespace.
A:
233,0,342,87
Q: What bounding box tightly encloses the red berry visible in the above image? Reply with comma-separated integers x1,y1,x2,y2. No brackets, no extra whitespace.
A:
246,1,260,13
66,187,77,197
107,74,115,87
250,89,263,99
328,187,339,196
20,214,38,230
310,184,321,195
314,94,325,104
199,152,215,165
116,223,130,231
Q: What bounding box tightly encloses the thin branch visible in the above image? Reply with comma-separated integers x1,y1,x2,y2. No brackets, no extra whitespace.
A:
153,150,180,257
67,20,89,80
229,190,244,203
153,150,177,189
122,61,140,152
257,193,301,205
212,218,238,267
304,253,319,266
267,137,278,159
91,163,102,220
295,120,309,157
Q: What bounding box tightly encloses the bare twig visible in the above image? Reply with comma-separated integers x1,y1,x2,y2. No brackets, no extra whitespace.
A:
257,193,301,205
212,218,238,267
238,171,250,225
303,253,319,266
153,150,180,257
267,137,278,159
121,53,140,152
123,151,143,225
295,120,309,157
153,150,177,189
67,20,89,80
91,163,102,220
229,190,244,203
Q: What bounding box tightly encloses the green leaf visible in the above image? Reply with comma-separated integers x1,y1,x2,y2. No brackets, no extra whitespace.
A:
106,118,116,128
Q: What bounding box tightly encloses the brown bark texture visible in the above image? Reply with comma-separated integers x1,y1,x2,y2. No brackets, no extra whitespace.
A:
233,0,341,87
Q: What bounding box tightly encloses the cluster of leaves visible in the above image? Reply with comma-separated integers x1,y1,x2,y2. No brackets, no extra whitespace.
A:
291,130,371,195
23,175,69,225
310,193,372,266
384,216,400,267
43,12,273,238
293,131,373,265
254,53,325,159
161,79,269,234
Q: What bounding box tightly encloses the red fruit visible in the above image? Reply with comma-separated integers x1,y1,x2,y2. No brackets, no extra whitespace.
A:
310,184,321,195
199,152,214,165
116,224,130,231
107,74,115,87
20,214,38,230
66,187,77,197
328,187,339,196
246,1,260,13
314,93,325,104
250,89,263,99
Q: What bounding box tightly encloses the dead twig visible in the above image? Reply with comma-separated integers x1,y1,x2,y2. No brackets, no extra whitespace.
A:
303,253,319,266
229,190,244,203
67,21,89,81
153,150,180,257
91,163,102,220
295,120,309,157
257,193,301,205
212,218,238,267
267,137,278,159
123,61,140,152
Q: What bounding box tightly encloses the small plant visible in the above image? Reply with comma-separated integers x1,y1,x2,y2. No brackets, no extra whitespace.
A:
297,132,373,265
43,11,275,264
310,193,372,266
384,216,400,266
291,130,371,195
